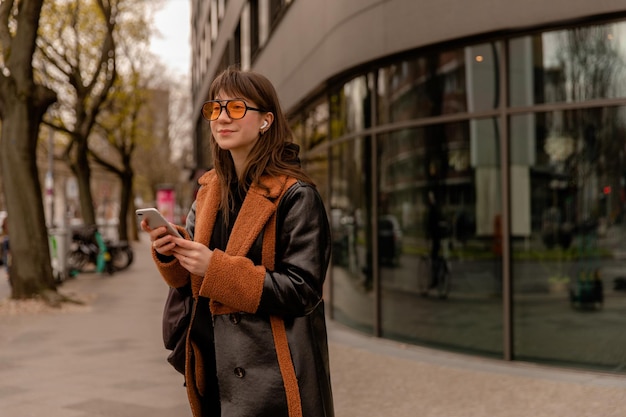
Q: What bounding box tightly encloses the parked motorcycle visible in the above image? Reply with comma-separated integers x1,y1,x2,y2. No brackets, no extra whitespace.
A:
66,225,133,276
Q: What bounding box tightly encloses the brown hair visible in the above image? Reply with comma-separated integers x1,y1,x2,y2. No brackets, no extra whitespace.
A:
207,66,313,217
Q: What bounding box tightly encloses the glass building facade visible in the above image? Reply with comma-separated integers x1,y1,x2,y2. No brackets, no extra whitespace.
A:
191,1,626,373
289,20,626,372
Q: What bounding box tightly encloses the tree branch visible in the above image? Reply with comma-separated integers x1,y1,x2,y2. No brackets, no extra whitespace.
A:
87,0,116,93
0,0,13,64
36,37,73,81
9,0,45,91
42,119,73,138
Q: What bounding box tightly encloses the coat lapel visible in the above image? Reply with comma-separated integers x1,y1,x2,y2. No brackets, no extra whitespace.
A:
194,171,220,247
194,172,290,257
190,171,220,296
226,175,289,256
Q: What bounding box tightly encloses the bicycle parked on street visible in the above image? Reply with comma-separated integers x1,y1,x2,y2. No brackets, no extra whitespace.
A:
66,225,133,276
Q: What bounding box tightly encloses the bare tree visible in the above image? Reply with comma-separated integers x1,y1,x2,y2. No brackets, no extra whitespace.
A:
91,43,161,242
0,0,58,300
36,0,118,227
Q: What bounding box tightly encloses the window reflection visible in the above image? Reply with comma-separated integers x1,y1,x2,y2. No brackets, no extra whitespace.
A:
377,43,499,124
292,100,330,207
289,17,626,374
290,118,305,150
330,76,371,137
378,122,503,356
512,107,626,370
304,100,329,151
330,138,374,332
509,22,626,106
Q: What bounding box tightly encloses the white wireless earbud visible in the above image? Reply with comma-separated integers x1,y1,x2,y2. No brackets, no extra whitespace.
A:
261,121,268,129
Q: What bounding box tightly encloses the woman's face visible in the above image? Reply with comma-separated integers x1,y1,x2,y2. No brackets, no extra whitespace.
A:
210,91,267,158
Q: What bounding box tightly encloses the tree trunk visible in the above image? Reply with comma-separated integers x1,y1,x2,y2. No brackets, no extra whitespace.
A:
118,170,133,242
74,140,96,226
0,101,56,299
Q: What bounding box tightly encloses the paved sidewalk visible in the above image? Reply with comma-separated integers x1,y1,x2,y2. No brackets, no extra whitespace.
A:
1,235,626,416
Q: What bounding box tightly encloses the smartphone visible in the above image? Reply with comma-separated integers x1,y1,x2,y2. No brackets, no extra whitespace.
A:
135,208,182,238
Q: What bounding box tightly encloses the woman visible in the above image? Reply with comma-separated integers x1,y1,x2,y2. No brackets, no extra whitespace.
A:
142,67,334,417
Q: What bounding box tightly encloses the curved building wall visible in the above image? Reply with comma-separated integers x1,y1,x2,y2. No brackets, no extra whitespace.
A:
191,0,626,373
253,0,625,109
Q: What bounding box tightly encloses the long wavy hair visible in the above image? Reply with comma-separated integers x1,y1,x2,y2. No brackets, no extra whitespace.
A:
207,66,313,217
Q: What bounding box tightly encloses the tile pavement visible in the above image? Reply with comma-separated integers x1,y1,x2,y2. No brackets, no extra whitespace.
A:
0,235,625,416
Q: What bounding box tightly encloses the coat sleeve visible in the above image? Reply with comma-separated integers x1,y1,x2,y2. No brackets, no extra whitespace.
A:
198,183,331,316
151,201,197,289
259,182,331,316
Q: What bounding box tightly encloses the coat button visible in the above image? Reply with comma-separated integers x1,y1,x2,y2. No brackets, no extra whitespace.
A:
234,367,246,378
229,313,241,324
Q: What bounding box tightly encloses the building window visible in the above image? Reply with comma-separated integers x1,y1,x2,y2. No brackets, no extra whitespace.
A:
233,23,241,67
330,75,372,138
249,0,260,59
240,3,251,70
509,21,626,107
512,106,626,371
330,137,375,332
377,44,500,125
377,123,502,355
304,99,329,152
269,0,285,29
210,0,219,42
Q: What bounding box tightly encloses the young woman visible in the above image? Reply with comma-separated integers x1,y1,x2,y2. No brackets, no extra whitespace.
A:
142,67,334,417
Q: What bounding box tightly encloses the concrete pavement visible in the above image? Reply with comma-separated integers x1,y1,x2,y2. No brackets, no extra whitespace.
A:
1,235,626,416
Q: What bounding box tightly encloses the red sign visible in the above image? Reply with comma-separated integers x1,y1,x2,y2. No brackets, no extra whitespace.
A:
156,187,176,223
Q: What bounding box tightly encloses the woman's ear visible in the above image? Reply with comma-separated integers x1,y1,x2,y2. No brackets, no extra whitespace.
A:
259,113,274,133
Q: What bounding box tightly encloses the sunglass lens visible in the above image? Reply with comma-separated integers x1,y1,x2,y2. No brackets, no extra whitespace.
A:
226,101,246,119
209,103,221,120
202,102,220,121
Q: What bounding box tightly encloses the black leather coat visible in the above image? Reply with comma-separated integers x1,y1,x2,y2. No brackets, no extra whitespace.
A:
153,171,334,417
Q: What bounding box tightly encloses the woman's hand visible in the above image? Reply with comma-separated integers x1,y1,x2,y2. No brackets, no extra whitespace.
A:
141,219,212,275
141,219,179,257
171,239,213,276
